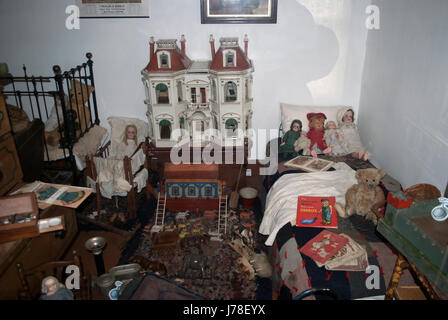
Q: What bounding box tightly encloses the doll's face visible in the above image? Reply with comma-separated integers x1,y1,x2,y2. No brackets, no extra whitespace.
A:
342,111,354,123
311,118,324,130
326,121,336,129
126,126,137,140
44,278,58,296
291,122,301,132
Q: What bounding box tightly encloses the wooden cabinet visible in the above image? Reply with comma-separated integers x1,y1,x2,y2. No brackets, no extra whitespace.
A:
0,205,78,299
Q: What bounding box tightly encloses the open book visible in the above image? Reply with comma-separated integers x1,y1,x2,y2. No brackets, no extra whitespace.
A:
284,155,334,172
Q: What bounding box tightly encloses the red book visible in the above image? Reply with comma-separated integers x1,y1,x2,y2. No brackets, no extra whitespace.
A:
299,230,349,265
296,196,338,229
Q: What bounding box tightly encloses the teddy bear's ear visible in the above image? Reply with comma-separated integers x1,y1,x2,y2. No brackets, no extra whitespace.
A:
355,170,363,181
378,169,387,178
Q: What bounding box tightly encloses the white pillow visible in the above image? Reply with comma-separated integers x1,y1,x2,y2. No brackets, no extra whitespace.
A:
108,116,149,149
280,103,344,133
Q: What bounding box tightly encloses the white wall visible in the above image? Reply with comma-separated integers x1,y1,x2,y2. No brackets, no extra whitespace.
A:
358,0,448,193
0,0,370,159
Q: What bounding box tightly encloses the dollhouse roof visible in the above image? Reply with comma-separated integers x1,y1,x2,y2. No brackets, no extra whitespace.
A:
144,39,192,72
209,37,252,71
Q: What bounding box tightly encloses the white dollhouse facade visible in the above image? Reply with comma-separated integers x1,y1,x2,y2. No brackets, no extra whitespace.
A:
141,35,254,148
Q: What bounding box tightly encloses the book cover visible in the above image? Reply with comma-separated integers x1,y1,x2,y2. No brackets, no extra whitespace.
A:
296,196,338,229
299,230,349,265
315,233,368,271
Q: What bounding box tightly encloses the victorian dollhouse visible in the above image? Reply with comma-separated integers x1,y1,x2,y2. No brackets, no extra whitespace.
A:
141,34,254,149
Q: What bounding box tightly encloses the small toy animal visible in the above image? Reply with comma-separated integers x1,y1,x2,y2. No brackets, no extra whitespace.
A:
294,135,311,156
341,168,387,225
175,211,190,224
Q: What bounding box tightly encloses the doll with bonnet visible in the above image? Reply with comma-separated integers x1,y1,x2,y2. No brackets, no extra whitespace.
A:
279,119,303,160
336,107,370,161
324,120,348,156
305,112,332,158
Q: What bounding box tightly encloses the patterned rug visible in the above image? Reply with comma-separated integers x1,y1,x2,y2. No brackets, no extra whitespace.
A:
118,201,266,300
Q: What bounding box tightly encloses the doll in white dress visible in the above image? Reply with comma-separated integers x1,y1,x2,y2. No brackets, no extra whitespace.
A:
114,124,138,159
324,121,347,156
336,107,370,161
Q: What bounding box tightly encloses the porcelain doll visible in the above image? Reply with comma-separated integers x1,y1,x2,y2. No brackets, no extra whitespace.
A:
114,124,138,159
40,276,74,300
305,112,332,158
336,107,370,161
324,120,348,156
279,119,303,160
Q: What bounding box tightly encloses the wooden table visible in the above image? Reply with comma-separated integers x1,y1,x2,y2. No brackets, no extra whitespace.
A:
377,199,448,300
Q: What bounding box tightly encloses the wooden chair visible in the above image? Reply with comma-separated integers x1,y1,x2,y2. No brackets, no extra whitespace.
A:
16,250,90,300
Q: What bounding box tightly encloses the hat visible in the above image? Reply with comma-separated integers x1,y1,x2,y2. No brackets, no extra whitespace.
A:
307,112,327,121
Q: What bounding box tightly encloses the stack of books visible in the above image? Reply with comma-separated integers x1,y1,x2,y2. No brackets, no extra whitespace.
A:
300,230,369,271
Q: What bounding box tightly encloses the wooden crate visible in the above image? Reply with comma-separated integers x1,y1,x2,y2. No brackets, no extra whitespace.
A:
0,193,39,243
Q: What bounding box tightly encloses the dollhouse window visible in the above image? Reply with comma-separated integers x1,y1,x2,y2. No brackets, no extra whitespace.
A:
177,81,183,102
156,83,169,104
225,118,238,138
179,117,185,130
223,49,236,67
211,79,217,101
159,119,171,139
172,186,180,197
224,81,237,102
191,88,197,103
157,51,171,69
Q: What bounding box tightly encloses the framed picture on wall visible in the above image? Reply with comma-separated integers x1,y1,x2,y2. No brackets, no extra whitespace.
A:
77,0,150,19
201,0,278,24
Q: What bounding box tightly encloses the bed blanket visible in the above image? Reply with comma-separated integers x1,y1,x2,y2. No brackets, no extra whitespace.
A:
260,166,357,246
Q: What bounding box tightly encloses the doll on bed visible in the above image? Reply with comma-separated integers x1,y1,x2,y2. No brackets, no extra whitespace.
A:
114,124,139,160
304,112,332,158
336,107,370,161
279,119,304,160
324,120,348,157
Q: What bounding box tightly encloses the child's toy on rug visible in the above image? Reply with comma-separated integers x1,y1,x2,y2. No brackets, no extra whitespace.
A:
340,168,387,225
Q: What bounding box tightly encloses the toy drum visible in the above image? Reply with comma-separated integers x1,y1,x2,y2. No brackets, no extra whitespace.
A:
239,187,258,209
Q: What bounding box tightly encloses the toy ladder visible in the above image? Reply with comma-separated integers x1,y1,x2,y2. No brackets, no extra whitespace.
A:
151,191,166,233
217,194,228,235
209,195,228,241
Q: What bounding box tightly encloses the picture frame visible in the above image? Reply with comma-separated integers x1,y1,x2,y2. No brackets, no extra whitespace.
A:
200,0,278,24
77,0,150,19
284,156,335,172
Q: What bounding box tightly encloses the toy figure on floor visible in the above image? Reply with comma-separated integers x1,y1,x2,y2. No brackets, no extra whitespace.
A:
279,119,303,160
39,276,74,300
305,112,332,158
114,124,138,160
324,120,347,156
336,107,370,161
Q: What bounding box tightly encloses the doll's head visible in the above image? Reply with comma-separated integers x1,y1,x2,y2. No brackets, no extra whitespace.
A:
325,121,337,130
342,110,354,123
290,119,302,132
41,276,63,296
123,124,138,145
307,112,327,131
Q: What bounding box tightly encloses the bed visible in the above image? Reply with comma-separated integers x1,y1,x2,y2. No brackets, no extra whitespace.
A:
260,104,403,300
0,53,105,184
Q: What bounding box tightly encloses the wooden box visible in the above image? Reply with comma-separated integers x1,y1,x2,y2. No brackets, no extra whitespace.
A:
0,193,39,243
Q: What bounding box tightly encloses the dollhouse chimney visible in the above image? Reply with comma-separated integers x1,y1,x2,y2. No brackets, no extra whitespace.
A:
209,34,216,59
244,34,249,57
149,36,155,61
180,34,186,57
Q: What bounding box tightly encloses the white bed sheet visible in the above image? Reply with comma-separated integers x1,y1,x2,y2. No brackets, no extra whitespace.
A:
259,163,357,246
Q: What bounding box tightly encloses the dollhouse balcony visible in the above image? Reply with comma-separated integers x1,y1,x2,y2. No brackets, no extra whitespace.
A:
187,102,210,112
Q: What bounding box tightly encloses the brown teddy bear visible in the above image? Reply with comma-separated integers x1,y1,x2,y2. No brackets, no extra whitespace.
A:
341,168,387,225
44,80,94,147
